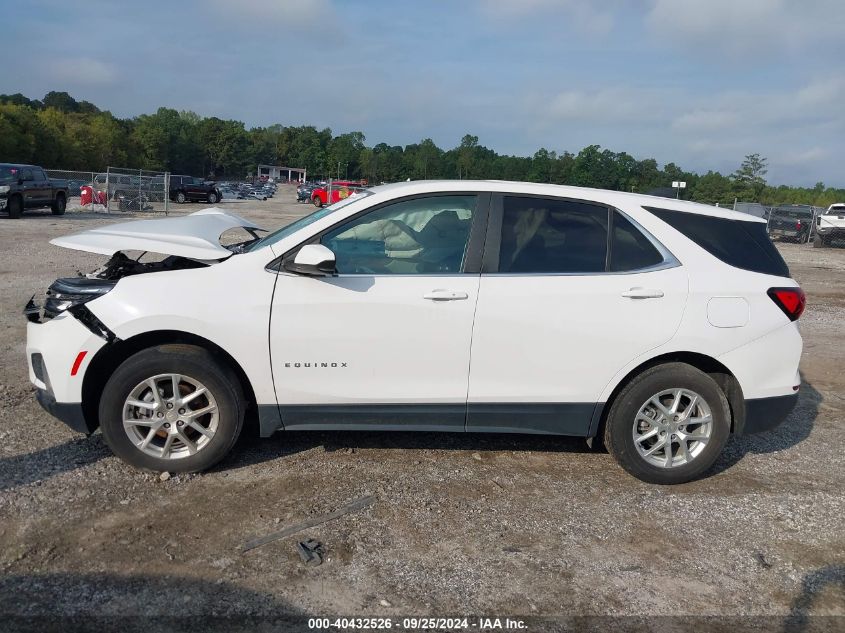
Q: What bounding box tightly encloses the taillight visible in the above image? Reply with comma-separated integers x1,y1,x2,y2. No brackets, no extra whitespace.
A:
795,221,801,230
768,287,806,321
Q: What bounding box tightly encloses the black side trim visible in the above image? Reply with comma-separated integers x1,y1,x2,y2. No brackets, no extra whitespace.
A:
257,404,284,437
35,388,95,435
279,404,466,432
741,393,798,434
266,403,602,436
466,402,596,436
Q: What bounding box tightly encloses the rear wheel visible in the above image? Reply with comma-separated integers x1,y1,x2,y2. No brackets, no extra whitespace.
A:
207,192,218,204
604,363,730,484
99,345,245,473
7,195,23,219
175,191,186,204
51,193,66,215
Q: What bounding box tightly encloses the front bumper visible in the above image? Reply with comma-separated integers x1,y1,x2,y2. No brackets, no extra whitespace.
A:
768,228,801,238
35,388,93,434
741,392,798,434
817,227,845,237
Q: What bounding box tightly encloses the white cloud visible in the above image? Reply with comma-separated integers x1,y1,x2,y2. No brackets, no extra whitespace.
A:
207,0,331,27
536,87,665,123
47,57,117,86
477,0,617,34
779,147,829,165
646,0,844,55
672,109,739,131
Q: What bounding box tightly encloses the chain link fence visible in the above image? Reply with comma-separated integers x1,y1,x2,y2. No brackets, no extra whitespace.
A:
103,167,170,214
45,167,170,214
44,170,105,211
733,201,833,246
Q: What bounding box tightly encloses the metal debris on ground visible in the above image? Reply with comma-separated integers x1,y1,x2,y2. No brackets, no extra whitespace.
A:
755,551,773,569
240,495,377,553
297,539,323,566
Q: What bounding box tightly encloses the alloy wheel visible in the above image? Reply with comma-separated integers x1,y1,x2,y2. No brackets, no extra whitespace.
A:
122,373,219,459
632,388,713,468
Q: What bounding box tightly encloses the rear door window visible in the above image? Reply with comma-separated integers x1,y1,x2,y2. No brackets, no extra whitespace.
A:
498,196,608,273
645,206,789,277
609,211,665,272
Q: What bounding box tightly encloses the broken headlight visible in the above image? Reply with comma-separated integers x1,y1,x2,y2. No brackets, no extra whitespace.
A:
43,277,116,320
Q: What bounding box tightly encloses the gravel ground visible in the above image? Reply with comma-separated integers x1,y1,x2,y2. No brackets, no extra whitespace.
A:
0,190,843,629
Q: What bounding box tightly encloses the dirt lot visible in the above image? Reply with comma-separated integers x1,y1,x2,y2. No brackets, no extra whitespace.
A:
0,189,843,629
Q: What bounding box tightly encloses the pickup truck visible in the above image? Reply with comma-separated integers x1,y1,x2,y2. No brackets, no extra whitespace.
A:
814,203,845,247
1,163,69,218
767,205,814,243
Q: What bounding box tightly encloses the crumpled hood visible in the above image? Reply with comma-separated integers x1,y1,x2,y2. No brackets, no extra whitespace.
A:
50,208,264,260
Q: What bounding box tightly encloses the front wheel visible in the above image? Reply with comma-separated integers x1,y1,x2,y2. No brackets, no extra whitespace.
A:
604,363,730,484
99,345,245,473
312,196,323,207
207,192,218,204
7,195,23,219
51,194,66,215
175,191,186,204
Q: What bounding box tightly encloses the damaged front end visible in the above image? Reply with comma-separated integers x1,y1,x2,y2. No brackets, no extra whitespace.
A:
25,252,209,340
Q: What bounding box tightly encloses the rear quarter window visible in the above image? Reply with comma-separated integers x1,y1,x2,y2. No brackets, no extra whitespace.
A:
644,206,790,278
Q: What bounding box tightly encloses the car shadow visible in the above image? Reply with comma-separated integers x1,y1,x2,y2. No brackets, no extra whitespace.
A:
221,423,592,473
709,379,822,476
0,572,304,632
0,435,110,492
782,564,845,633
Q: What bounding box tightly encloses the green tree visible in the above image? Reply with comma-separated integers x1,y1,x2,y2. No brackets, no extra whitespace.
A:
731,153,768,201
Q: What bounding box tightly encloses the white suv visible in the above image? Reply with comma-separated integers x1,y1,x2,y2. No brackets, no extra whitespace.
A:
25,181,805,484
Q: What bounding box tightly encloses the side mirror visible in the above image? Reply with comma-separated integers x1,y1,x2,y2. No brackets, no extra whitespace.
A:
284,244,336,276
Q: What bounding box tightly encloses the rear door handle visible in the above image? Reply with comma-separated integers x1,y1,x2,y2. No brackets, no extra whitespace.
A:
424,289,469,301
621,287,664,299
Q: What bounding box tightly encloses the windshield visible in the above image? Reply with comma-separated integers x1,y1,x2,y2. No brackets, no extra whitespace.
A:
245,190,373,252
0,166,20,182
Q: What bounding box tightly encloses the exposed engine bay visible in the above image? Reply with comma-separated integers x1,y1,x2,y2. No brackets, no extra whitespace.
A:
88,251,209,281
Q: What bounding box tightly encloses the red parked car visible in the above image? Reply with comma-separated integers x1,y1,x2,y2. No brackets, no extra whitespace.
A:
311,181,367,207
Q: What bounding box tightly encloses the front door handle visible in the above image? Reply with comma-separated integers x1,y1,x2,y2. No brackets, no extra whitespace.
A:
424,289,469,301
621,287,665,299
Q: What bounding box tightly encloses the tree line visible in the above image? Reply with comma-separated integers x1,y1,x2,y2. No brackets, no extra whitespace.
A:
1,91,842,207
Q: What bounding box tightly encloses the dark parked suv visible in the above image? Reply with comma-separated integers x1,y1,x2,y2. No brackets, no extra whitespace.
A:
169,175,221,204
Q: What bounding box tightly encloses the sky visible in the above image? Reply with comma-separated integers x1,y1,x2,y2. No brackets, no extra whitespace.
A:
2,0,844,186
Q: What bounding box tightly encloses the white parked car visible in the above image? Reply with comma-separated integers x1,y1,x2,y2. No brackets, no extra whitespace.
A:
25,181,804,484
814,203,845,247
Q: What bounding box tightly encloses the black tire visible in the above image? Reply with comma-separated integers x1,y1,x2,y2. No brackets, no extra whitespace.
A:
207,192,218,204
51,193,66,215
99,345,245,473
604,363,731,484
175,191,186,204
312,196,323,207
7,195,23,219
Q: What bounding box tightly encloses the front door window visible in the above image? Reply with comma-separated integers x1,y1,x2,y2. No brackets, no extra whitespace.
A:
321,195,477,274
